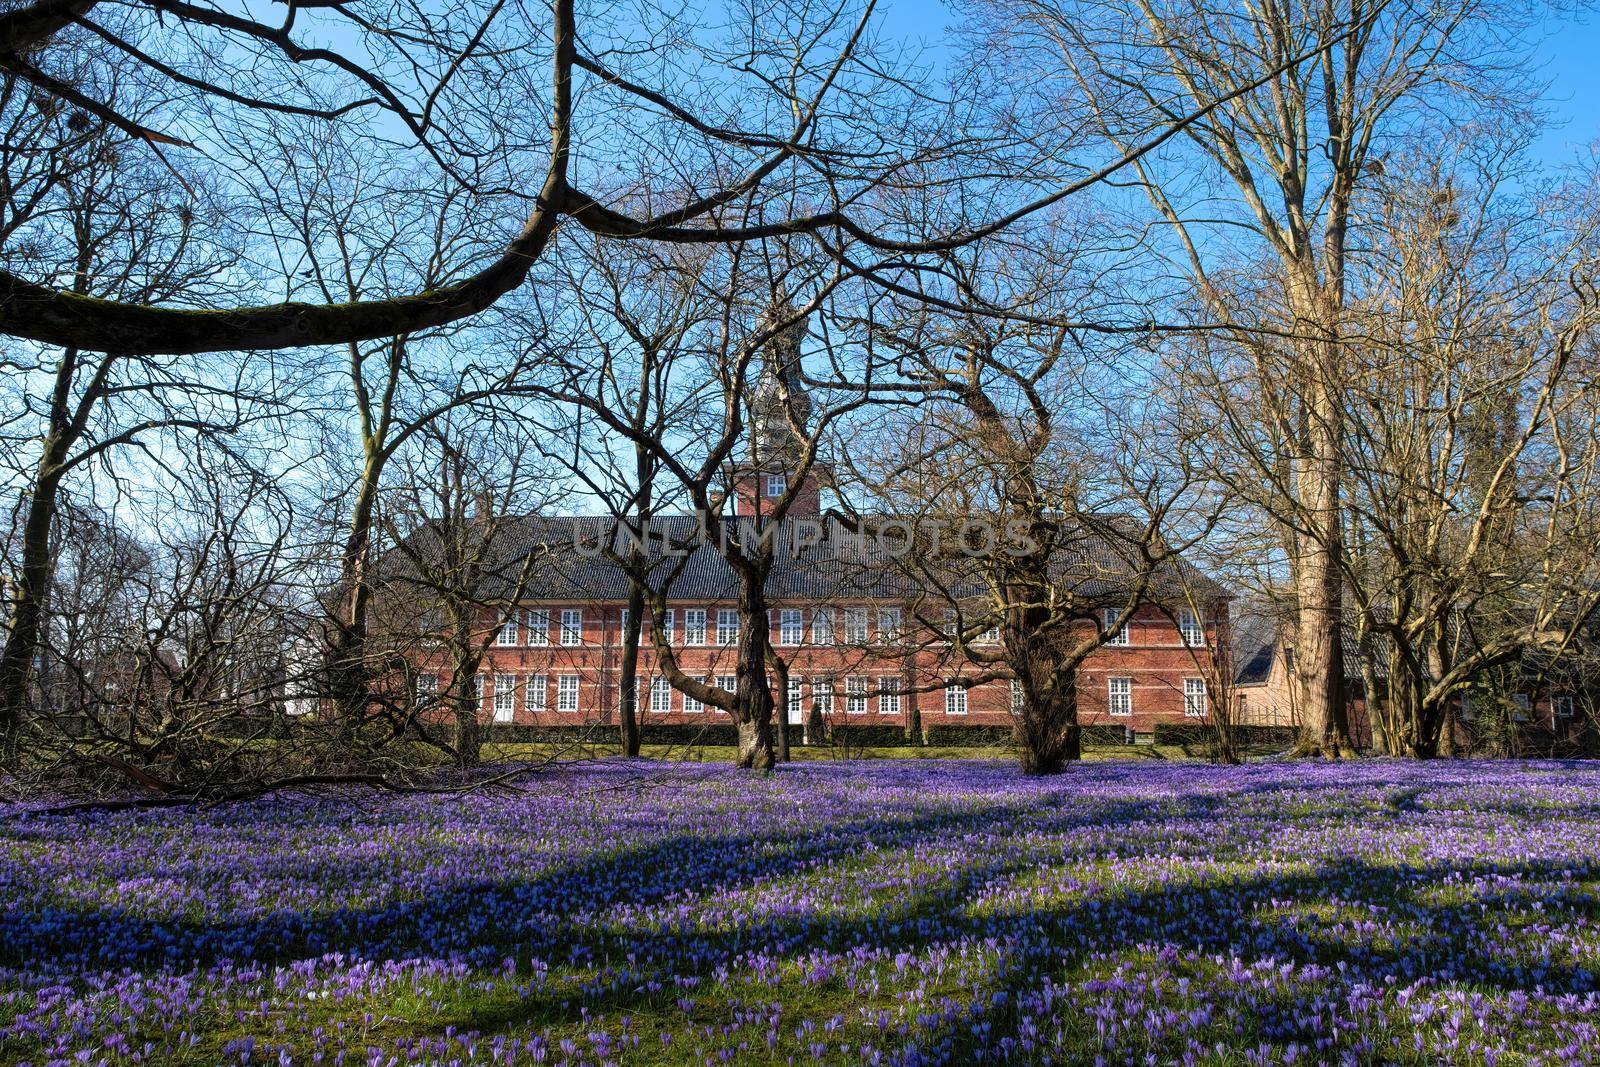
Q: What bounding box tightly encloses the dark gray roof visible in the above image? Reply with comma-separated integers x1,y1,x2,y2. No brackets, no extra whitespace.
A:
390,513,1228,608
1231,608,1280,685
1229,601,1398,685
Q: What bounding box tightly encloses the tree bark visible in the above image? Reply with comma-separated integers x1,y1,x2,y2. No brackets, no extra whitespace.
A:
733,577,776,771
616,584,644,757
1014,669,1079,775
769,648,791,761
1292,361,1356,759
0,469,62,753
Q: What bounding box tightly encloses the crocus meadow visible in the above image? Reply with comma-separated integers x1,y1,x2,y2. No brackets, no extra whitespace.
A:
3,759,1599,1065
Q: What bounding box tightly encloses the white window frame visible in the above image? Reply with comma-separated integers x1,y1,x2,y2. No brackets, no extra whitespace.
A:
496,614,519,646
717,608,740,646
1183,677,1207,718
1512,693,1531,722
764,473,787,497
1556,694,1576,719
1009,678,1023,715
525,674,547,713
470,674,484,709
525,608,550,646
876,607,902,642
715,675,737,713
944,681,968,717
1178,610,1205,647
879,676,901,717
415,673,438,703
1108,677,1133,717
650,676,673,714
683,679,708,714
659,609,674,644
557,674,580,713
618,608,629,642
846,676,869,715
560,608,583,646
493,674,516,722
684,608,707,646
813,675,835,717
843,607,869,644
811,607,835,645
981,621,1001,644
779,608,804,646
786,676,805,724
1103,608,1131,646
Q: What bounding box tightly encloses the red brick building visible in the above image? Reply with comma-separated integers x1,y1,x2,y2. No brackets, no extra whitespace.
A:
410,315,1231,742
411,462,1231,741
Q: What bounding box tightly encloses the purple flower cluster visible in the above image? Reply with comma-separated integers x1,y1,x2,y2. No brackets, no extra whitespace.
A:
3,759,1600,1065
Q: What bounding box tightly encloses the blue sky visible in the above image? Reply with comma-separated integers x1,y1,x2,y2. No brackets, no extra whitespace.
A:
870,0,1600,167
1528,9,1600,165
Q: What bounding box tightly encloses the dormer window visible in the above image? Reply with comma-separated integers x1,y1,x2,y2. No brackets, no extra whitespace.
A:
764,473,787,497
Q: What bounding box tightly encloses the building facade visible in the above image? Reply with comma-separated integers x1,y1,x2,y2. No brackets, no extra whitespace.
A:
408,312,1231,741
410,465,1231,740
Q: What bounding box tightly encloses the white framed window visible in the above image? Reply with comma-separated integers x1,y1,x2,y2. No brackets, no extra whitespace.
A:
843,607,869,644
650,676,673,714
1108,677,1133,717
811,607,834,645
779,609,804,646
470,674,484,709
813,675,835,717
659,609,674,643
684,609,707,646
684,679,708,714
493,675,516,722
560,608,583,646
715,675,737,713
1009,678,1023,715
1103,608,1130,646
879,676,901,716
496,614,519,646
525,674,547,713
764,473,787,497
1178,610,1205,647
717,609,740,646
1183,677,1207,718
557,674,580,713
944,681,968,717
415,673,438,703
846,676,869,715
1556,694,1576,719
1512,693,1531,722
981,620,1001,644
525,608,550,646
877,608,902,642
786,676,804,724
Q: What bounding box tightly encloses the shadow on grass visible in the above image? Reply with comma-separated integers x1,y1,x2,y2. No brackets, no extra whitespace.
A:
4,762,1599,1059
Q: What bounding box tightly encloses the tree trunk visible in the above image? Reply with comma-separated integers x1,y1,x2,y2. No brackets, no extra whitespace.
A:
328,450,385,731
1014,669,1079,775
903,661,922,745
616,584,644,757
769,648,791,762
455,705,482,769
450,666,482,768
0,473,62,754
733,577,776,771
736,714,775,771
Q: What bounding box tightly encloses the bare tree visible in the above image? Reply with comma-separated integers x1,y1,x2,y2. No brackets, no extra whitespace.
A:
1338,141,1600,757
0,73,246,753
971,0,1533,756
842,235,1223,774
